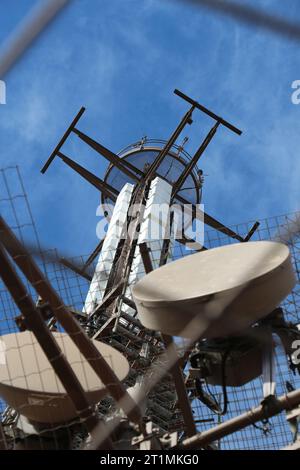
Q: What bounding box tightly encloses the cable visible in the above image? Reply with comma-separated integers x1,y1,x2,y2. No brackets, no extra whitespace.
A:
194,346,231,416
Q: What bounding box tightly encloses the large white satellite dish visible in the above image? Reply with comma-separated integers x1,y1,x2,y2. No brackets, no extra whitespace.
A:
132,241,296,338
0,331,129,425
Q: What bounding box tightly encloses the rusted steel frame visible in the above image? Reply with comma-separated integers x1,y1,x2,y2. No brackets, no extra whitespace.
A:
61,119,244,246
90,281,124,320
0,217,142,426
172,121,220,199
174,89,242,136
142,105,195,183
114,185,148,286
92,316,114,338
94,187,149,342
73,128,142,182
56,151,119,200
132,182,245,244
180,388,300,449
138,243,196,437
0,241,99,433
41,107,86,174
59,257,92,282
99,182,149,325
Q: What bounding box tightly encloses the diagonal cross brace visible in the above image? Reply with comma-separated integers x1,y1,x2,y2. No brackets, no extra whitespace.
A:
56,151,118,201
73,128,143,181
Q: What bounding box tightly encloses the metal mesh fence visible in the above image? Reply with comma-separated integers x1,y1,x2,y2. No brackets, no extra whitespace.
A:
0,166,300,449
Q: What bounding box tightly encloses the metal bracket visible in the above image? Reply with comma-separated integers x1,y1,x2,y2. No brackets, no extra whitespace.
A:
174,89,242,135
41,107,86,173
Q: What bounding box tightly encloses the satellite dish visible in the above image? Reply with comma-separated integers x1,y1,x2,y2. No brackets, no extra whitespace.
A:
0,331,129,425
132,241,296,339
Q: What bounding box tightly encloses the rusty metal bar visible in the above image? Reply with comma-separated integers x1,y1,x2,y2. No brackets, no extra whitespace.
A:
174,89,242,135
172,192,244,241
73,128,142,182
101,183,149,312
92,316,116,340
142,105,195,183
138,242,196,437
84,238,105,268
90,282,124,320
56,151,118,200
202,209,244,242
179,201,244,242
172,121,220,199
139,242,153,274
41,105,244,245
92,185,150,339
244,221,260,242
0,216,142,426
180,388,300,449
41,107,141,184
41,107,86,174
0,241,99,434
59,257,92,282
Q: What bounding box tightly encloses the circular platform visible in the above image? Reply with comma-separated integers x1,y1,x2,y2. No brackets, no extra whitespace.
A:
102,142,202,219
0,331,129,424
132,241,296,339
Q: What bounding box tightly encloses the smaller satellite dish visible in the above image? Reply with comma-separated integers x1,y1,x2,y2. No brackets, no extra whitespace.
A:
132,241,295,339
0,331,129,425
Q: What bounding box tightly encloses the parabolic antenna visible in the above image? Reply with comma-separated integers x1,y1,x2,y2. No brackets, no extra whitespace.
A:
0,331,129,424
132,241,296,339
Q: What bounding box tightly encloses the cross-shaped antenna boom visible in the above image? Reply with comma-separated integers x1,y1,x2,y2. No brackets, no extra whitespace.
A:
174,89,242,135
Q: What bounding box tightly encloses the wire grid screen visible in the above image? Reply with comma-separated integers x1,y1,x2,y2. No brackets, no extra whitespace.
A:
0,167,40,335
0,167,108,449
0,167,300,449
172,212,300,450
81,213,300,449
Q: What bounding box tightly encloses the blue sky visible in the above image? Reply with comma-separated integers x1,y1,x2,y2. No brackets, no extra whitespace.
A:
0,0,300,258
